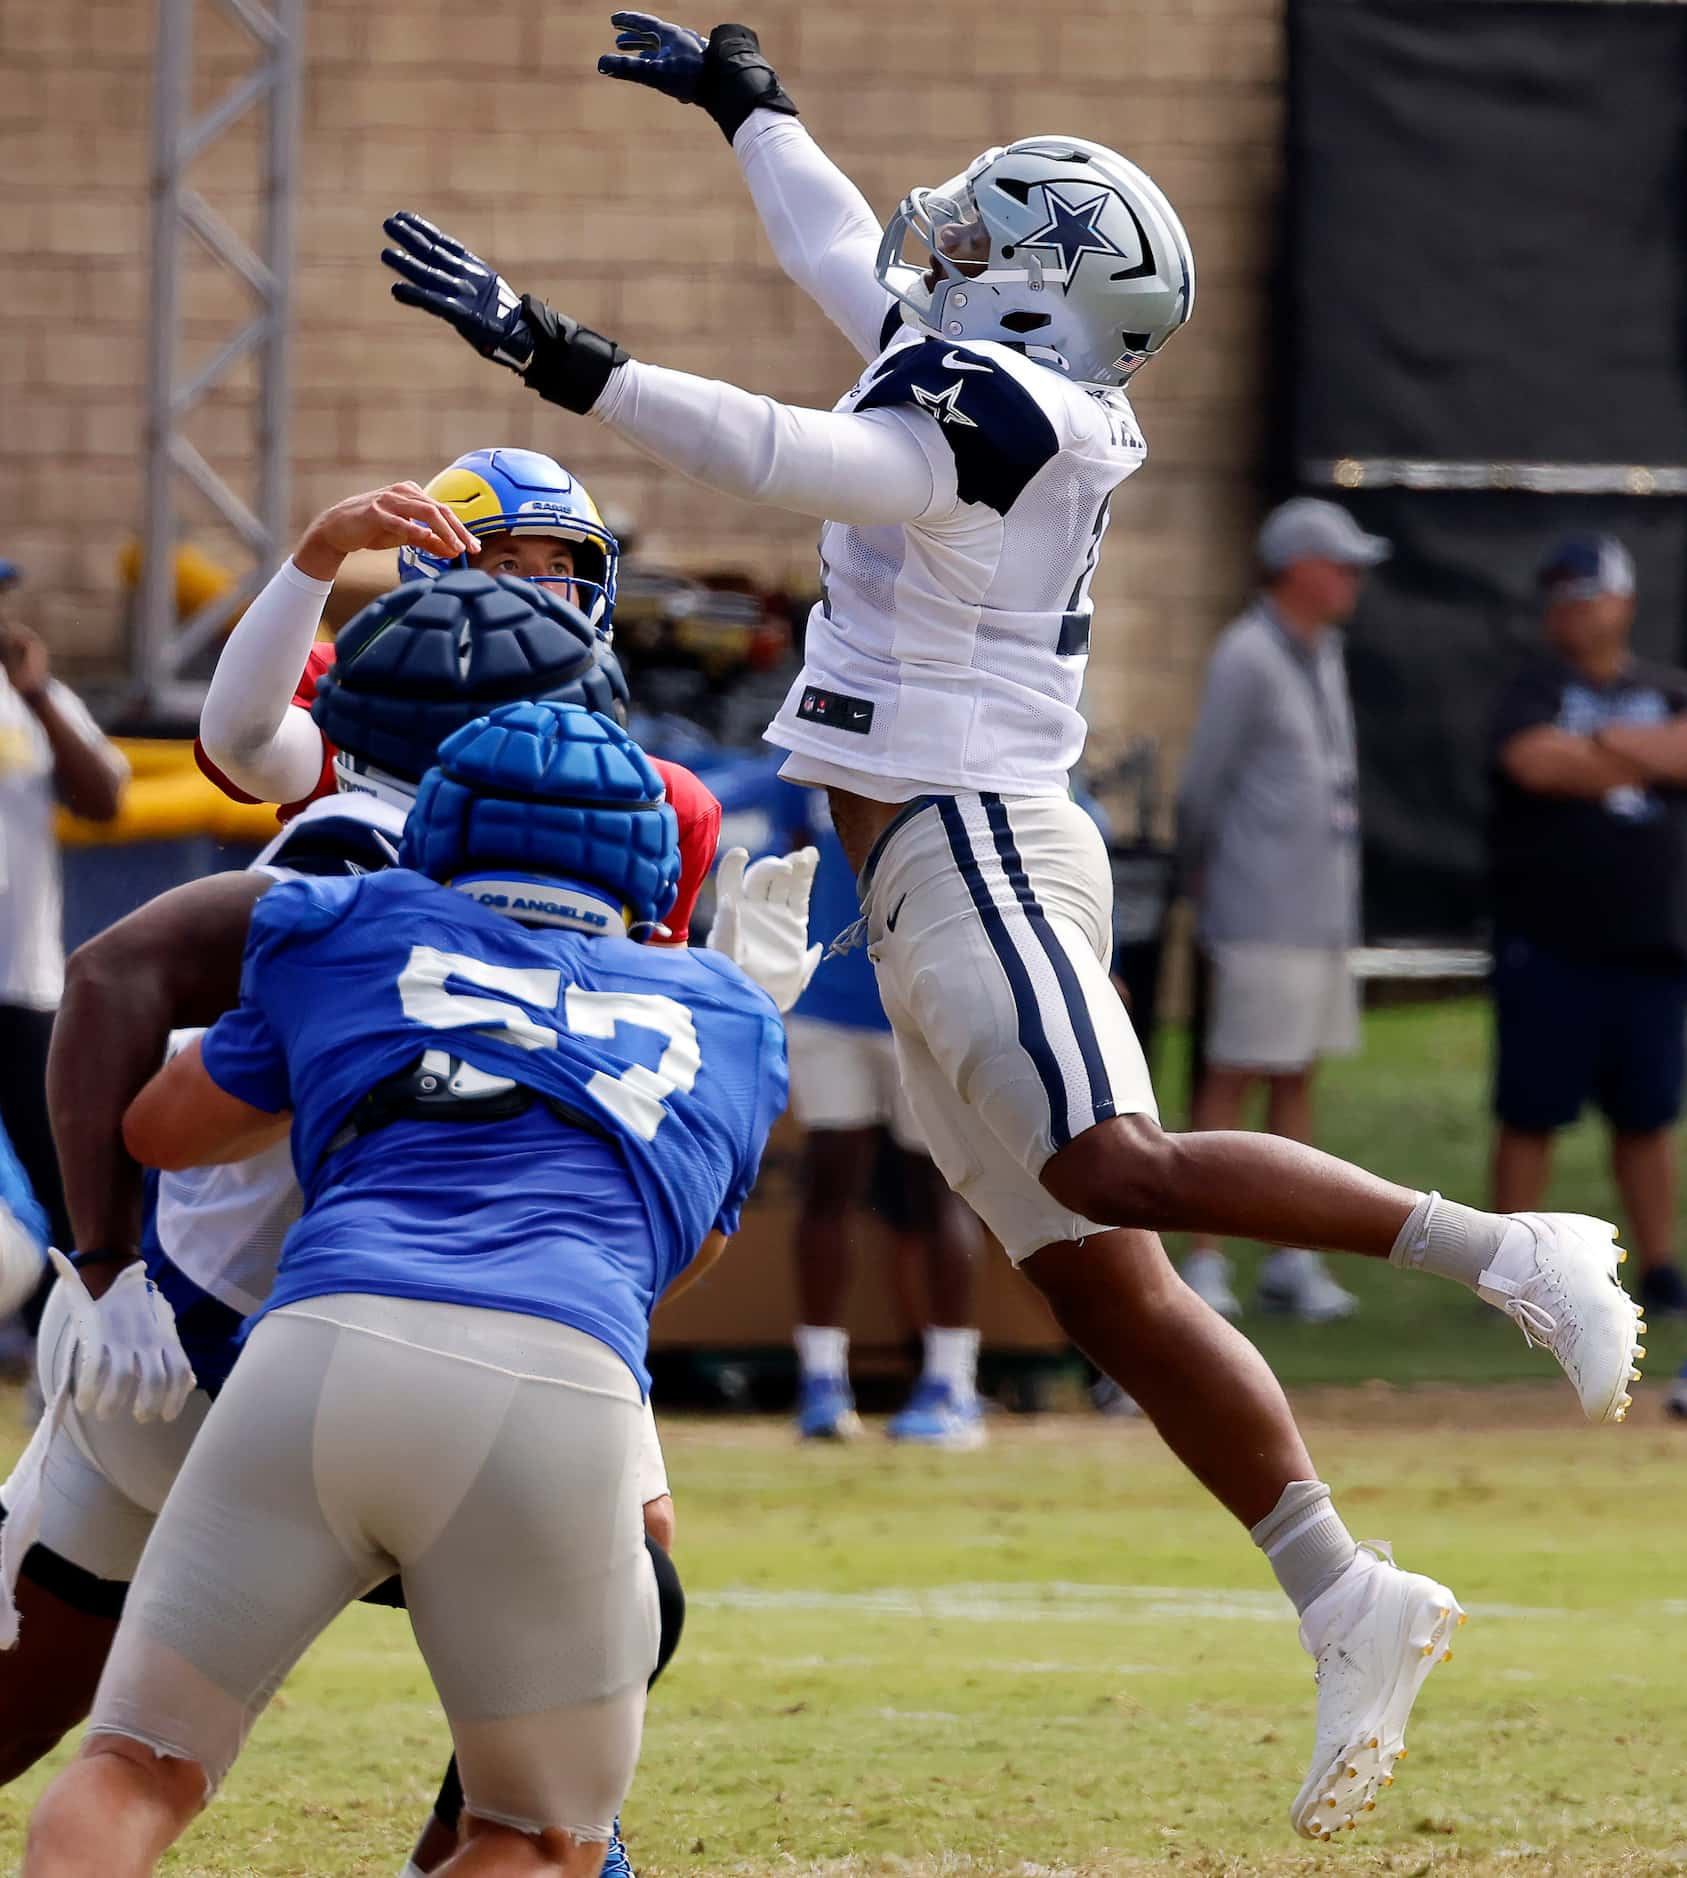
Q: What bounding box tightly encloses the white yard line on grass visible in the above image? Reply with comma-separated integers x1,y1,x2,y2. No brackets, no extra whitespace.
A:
692,1582,1577,1623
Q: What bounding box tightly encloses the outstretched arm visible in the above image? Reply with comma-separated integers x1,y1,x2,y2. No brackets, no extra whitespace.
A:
198,484,475,806
594,359,951,524
598,17,898,359
733,111,900,362
381,218,953,526
48,871,274,1279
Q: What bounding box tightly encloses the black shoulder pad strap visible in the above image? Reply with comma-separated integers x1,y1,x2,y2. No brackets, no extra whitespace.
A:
856,338,1061,516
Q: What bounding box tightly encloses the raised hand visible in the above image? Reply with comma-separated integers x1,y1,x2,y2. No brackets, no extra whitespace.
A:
597,15,797,143
0,624,49,703
708,845,822,1013
294,482,478,582
380,212,535,371
597,11,706,101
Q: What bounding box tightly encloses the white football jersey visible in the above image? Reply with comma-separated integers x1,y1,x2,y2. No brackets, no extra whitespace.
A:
149,793,407,1313
765,326,1146,800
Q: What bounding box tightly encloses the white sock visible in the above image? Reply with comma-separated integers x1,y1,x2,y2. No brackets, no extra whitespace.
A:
1390,1191,1511,1292
397,1862,429,1878
1250,1479,1358,1618
923,1326,980,1398
795,1324,848,1378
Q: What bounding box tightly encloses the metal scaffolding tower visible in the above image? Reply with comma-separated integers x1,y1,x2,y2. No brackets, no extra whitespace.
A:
135,0,303,719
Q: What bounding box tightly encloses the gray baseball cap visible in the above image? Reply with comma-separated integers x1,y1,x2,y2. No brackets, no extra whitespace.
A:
1258,498,1392,574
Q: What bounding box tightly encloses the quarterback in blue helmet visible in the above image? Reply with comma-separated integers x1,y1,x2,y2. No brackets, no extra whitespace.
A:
398,447,621,639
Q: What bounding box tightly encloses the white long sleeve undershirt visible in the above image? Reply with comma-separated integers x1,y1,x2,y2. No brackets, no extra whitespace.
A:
196,557,333,805
592,358,955,527
732,109,902,363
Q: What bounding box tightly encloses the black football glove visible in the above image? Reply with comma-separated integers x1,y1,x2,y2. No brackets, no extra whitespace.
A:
380,212,535,371
598,14,797,143
381,214,628,416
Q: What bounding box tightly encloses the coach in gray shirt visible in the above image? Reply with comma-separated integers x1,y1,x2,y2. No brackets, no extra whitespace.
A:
1175,498,1389,1323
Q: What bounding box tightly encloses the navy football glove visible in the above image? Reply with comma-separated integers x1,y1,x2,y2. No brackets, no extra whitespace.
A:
382,214,629,414
598,15,797,143
598,11,706,102
381,213,535,371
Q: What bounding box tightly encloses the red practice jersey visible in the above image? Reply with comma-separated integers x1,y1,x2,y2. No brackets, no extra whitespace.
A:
195,642,723,944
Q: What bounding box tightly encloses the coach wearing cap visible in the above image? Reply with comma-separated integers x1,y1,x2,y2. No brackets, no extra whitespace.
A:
1490,534,1687,1320
1175,497,1388,1323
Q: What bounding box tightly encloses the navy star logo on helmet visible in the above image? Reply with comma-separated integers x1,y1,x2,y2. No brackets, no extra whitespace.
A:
1021,185,1132,278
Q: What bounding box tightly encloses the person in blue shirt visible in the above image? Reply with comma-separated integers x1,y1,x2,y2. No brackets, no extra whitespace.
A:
0,1114,48,1326
21,701,788,1878
783,798,986,1448
706,758,983,1448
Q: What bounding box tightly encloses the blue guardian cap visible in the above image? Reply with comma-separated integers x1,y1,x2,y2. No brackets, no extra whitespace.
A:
402,700,681,939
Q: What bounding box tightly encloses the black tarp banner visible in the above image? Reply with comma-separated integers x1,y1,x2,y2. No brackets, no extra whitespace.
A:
1284,0,1687,935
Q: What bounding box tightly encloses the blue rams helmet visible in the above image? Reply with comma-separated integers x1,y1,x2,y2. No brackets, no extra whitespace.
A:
397,448,620,637
312,570,630,808
402,700,681,939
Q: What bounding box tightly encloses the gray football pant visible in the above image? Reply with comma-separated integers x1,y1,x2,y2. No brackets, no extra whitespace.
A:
88,1292,658,1841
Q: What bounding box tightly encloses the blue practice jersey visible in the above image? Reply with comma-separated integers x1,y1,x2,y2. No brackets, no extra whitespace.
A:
704,754,888,1033
0,1116,47,1254
200,870,788,1389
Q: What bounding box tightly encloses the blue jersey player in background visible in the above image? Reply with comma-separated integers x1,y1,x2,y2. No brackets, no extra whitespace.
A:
23,702,786,1878
709,758,984,1446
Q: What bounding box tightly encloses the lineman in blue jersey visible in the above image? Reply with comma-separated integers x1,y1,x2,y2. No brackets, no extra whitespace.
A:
0,573,638,1763
22,702,786,1878
384,15,1649,1845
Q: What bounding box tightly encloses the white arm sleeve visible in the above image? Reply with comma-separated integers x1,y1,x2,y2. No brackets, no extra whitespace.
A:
732,110,900,362
197,558,334,805
593,360,956,527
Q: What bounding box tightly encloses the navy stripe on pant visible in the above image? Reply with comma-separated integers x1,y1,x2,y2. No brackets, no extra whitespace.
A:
937,797,1076,1148
981,794,1117,1132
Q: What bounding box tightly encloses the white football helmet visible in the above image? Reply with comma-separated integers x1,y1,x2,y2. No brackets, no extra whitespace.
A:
875,136,1194,386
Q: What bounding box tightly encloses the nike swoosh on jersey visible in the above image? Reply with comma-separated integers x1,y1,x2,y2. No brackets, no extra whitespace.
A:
942,350,994,373
885,893,908,931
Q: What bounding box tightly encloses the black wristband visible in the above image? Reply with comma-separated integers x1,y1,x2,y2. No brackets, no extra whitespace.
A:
520,296,629,416
65,1249,128,1271
698,23,798,144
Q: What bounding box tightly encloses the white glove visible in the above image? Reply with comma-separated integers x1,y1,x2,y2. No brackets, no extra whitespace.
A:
708,845,822,1014
45,1249,197,1424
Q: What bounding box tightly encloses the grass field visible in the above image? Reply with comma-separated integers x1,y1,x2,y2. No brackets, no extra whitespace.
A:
1,998,1686,1875
1152,998,1687,1387
0,1406,1682,1877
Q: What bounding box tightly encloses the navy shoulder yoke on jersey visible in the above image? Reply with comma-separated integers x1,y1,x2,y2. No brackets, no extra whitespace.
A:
856,337,1060,517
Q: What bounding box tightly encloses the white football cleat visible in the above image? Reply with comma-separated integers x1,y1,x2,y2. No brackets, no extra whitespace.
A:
1290,1542,1464,1841
1481,1213,1645,1423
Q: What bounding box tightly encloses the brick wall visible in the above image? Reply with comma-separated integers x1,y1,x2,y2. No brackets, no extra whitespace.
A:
1,0,1283,765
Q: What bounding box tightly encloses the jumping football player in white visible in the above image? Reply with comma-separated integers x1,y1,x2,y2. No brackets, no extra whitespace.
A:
381,15,1645,1839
